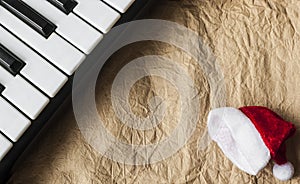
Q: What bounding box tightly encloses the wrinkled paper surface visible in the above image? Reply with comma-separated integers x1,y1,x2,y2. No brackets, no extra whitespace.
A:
9,0,300,183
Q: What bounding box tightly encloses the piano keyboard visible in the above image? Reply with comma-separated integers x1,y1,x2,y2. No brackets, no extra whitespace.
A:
0,0,153,182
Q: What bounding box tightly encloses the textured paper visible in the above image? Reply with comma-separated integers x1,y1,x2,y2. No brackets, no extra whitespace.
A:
9,0,300,183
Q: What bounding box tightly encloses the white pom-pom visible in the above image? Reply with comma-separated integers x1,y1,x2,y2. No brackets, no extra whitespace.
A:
273,162,294,181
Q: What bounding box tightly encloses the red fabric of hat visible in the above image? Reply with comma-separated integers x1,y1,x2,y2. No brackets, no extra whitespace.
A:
239,106,296,165
208,106,296,181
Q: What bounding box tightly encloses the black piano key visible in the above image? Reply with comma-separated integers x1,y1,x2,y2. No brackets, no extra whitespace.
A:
47,0,78,15
0,43,25,76
0,83,4,93
0,0,57,38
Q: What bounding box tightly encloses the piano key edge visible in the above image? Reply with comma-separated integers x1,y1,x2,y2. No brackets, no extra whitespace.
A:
0,0,157,183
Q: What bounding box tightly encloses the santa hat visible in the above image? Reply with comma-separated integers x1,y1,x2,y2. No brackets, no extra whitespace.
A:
207,106,296,181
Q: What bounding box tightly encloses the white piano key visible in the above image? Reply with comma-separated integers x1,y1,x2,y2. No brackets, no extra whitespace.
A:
0,97,30,142
3,76,49,119
0,133,12,161
0,66,49,119
103,0,135,13
0,6,85,75
22,0,103,54
0,27,67,97
74,0,120,33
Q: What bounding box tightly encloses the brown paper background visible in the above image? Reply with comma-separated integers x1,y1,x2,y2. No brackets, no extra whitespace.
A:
8,0,300,183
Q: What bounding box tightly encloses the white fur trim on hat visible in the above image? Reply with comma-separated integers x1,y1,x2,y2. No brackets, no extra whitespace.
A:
273,162,294,181
208,107,271,175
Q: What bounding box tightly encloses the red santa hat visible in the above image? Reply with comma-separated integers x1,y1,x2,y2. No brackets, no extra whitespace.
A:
207,106,296,181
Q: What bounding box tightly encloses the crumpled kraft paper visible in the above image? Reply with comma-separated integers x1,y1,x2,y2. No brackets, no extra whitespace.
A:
9,0,300,183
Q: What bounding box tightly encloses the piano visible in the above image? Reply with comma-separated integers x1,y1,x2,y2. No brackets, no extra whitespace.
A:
0,0,155,182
